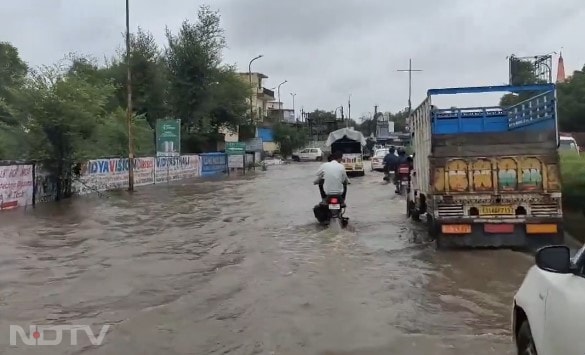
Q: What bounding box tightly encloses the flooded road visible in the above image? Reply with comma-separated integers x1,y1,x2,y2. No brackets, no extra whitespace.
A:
0,162,533,354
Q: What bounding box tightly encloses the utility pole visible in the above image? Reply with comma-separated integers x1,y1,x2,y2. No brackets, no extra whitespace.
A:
277,80,287,109
347,94,351,127
126,0,134,192
290,92,296,119
397,58,423,115
248,54,263,123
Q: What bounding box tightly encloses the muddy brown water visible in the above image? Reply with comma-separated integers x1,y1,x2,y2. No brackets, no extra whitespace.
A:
0,162,533,354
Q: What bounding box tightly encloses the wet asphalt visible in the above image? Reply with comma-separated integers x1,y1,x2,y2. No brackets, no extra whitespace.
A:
0,161,533,354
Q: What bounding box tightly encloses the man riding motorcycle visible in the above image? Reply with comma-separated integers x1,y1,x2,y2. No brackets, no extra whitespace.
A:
315,151,349,204
383,146,398,182
394,148,409,193
315,154,333,201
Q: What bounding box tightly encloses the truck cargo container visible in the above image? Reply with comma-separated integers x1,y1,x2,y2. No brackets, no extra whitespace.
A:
407,84,563,248
326,128,367,176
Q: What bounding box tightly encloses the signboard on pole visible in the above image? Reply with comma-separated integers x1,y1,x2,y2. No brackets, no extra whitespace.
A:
156,119,181,157
245,138,263,152
225,142,246,155
226,142,246,170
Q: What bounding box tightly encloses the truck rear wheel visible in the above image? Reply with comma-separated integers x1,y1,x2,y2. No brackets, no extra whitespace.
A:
409,201,421,221
435,234,447,250
427,215,440,239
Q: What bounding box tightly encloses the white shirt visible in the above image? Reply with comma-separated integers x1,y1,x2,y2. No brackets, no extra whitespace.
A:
315,160,348,195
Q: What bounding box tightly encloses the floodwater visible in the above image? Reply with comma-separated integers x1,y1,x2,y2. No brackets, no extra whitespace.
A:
0,162,533,355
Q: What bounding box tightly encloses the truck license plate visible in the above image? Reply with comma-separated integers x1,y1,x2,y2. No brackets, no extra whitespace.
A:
329,204,341,209
441,224,471,234
479,205,514,215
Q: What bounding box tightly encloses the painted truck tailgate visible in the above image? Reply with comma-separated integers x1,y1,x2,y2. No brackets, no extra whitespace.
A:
342,153,363,171
429,130,560,194
430,154,561,194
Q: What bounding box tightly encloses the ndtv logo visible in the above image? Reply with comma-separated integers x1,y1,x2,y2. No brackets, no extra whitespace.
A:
10,325,110,346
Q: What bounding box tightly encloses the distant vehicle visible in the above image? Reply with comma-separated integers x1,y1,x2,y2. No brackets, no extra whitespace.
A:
559,135,580,155
292,148,323,162
326,128,367,177
371,148,389,171
408,83,563,249
512,244,585,355
362,149,371,160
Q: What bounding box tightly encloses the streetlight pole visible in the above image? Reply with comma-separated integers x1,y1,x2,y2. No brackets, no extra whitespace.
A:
397,58,423,116
248,54,263,123
277,80,287,109
290,92,296,119
126,0,134,192
347,94,351,127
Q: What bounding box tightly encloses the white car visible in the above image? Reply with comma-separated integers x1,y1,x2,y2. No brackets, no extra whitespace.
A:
292,148,324,162
370,148,402,171
512,244,585,355
559,136,580,155
370,148,389,171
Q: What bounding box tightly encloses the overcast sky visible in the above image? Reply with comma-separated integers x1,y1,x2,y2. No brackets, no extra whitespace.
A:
2,0,584,118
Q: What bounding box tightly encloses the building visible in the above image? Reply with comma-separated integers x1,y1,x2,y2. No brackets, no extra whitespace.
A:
238,72,275,123
220,72,276,143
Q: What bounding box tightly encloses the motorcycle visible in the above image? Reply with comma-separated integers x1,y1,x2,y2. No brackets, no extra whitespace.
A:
395,164,411,195
313,195,349,228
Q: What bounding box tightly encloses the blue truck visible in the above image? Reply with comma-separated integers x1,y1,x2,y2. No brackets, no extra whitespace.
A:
408,84,563,249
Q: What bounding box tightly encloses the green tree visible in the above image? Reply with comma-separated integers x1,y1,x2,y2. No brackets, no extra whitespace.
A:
558,65,585,131
165,5,249,152
307,109,337,122
165,5,225,130
273,123,308,157
7,62,117,198
105,28,169,128
499,57,545,107
0,42,28,125
207,66,249,132
355,110,409,137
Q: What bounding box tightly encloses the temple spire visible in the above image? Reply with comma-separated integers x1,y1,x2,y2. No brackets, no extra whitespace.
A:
556,52,566,83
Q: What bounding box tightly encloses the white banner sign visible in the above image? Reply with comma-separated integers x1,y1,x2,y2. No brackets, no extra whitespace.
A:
74,157,155,195
0,165,33,209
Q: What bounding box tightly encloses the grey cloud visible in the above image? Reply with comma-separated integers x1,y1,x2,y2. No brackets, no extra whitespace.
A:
1,0,584,115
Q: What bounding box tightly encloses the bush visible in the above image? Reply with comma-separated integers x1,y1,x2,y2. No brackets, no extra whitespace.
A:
561,153,585,212
561,152,585,242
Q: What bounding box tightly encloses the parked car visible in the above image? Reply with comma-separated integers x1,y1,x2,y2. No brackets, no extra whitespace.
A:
559,135,580,155
291,148,324,162
512,244,585,355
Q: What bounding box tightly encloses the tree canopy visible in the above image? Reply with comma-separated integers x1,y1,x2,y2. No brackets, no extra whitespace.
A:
272,123,308,157
0,5,250,165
